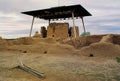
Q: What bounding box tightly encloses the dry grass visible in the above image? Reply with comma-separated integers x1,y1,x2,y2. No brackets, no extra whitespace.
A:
0,52,120,81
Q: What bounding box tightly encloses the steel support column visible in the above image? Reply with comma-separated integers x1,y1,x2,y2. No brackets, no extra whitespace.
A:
49,19,51,25
29,16,35,37
81,17,86,33
72,12,77,38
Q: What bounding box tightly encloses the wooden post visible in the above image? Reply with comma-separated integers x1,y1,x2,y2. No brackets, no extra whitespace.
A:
29,16,35,37
81,17,86,33
72,12,77,38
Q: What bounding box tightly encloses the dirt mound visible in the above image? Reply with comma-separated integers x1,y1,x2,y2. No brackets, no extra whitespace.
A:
100,34,113,43
79,35,120,57
33,38,57,44
33,31,41,38
11,37,34,45
61,35,104,48
0,36,2,40
0,37,34,51
80,43,120,57
1,34,120,56
17,37,34,45
113,34,120,44
7,42,75,54
0,38,8,50
62,34,120,49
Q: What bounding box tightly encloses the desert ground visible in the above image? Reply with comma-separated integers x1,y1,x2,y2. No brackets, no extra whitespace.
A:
0,34,120,81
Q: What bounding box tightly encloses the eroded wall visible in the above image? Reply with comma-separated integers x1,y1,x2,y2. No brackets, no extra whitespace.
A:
47,23,69,38
69,27,79,37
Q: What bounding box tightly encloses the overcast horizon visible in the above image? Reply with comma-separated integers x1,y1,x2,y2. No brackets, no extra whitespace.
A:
0,0,120,39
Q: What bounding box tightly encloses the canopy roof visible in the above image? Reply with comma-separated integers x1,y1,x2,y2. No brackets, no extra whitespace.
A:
22,4,92,20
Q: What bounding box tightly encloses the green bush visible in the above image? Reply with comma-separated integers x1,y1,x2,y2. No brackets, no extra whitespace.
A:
80,32,90,36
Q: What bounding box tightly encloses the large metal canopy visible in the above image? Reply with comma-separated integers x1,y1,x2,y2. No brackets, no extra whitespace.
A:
22,4,92,20
22,4,92,37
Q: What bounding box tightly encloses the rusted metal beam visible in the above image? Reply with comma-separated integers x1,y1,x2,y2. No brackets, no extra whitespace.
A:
18,65,45,78
81,17,86,33
72,12,77,38
29,16,35,37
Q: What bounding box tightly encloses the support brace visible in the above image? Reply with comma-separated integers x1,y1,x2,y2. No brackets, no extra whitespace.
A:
49,19,51,25
72,12,77,38
29,16,35,37
18,65,45,78
81,17,86,33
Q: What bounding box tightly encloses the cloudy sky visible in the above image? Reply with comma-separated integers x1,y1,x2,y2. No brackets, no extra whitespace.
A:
0,0,120,39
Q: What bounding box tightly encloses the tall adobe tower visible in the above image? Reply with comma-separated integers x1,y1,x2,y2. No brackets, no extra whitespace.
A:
47,23,69,38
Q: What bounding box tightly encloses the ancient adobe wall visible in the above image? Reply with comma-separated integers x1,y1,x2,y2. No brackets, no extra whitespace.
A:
69,27,79,37
41,26,47,38
47,23,69,38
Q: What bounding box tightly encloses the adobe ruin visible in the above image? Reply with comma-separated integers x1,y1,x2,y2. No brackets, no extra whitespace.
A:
69,26,79,37
39,22,79,39
22,5,92,38
41,26,47,38
47,23,69,38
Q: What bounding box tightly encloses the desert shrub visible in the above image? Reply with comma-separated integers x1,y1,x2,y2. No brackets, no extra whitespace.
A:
116,57,120,63
114,75,120,81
